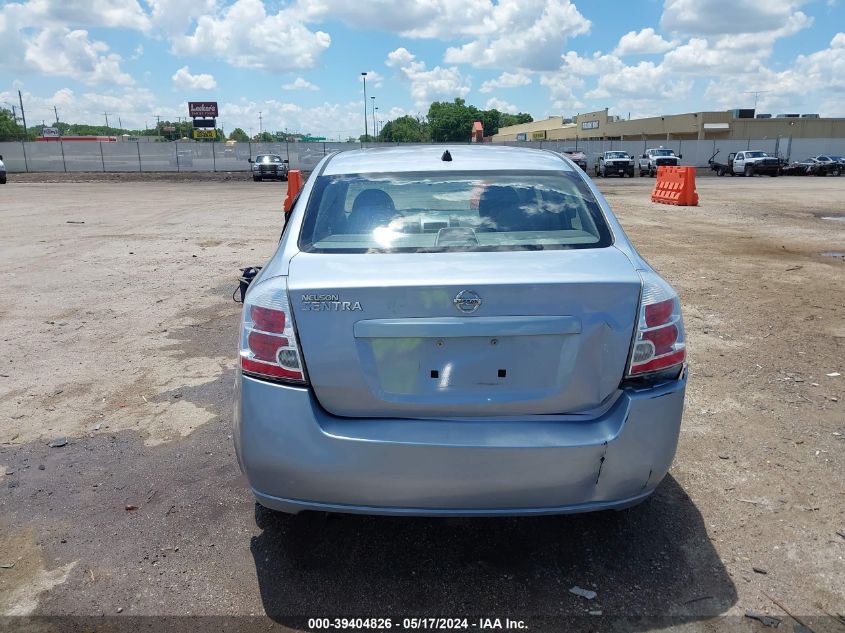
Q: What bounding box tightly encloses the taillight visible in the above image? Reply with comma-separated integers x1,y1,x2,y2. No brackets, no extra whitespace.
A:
627,271,686,377
239,276,306,384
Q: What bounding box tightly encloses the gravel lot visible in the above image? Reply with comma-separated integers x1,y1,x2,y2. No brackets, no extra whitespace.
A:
0,175,843,631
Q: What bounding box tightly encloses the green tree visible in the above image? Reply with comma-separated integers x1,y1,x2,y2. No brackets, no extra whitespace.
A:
378,115,428,142
254,131,275,142
229,128,249,142
501,112,533,127
0,108,24,141
427,98,478,142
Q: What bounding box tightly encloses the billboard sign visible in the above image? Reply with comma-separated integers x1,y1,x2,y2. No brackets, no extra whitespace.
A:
188,101,218,118
162,126,176,132
581,120,599,130
192,118,216,128
42,127,60,137
193,129,216,139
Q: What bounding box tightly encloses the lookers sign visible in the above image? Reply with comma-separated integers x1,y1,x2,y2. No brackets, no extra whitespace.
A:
188,102,218,118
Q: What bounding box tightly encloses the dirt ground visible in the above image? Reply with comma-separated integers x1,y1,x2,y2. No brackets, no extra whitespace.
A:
0,175,843,631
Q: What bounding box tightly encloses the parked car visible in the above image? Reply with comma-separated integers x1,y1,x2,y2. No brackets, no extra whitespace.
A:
596,151,635,178
782,157,830,176
560,147,587,171
169,147,193,169
0,154,6,184
708,150,781,176
814,156,843,176
234,146,688,517
250,154,289,181
638,147,681,177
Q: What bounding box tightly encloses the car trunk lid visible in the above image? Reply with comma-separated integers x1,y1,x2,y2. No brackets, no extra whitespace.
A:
288,248,640,418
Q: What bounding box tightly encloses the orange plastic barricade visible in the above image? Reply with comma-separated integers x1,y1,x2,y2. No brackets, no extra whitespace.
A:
651,166,698,206
283,170,304,214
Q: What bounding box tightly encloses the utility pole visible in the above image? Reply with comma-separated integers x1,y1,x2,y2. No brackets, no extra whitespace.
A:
118,116,123,131
743,90,771,110
18,90,28,138
371,96,376,142
53,105,60,125
154,115,162,141
104,112,111,136
361,72,368,142
258,111,263,136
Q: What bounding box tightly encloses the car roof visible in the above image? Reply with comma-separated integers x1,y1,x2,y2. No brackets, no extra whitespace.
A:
322,145,573,175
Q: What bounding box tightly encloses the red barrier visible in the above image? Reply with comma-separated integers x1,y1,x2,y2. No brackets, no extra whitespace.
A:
283,170,303,214
651,166,698,206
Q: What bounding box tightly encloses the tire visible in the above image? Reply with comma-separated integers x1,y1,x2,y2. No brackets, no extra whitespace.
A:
650,169,656,178
0,176,6,185
253,175,261,182
744,165,754,177
595,166,602,178
834,168,842,177
717,167,725,177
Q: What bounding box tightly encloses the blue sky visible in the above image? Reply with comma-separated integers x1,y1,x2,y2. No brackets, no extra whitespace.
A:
1,0,843,139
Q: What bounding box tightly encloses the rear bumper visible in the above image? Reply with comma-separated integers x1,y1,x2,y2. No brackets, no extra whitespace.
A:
234,369,687,516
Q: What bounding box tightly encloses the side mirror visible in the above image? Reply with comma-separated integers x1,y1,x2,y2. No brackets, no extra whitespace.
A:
642,154,647,159
248,158,254,163
0,155,3,160
283,159,289,163
678,154,683,159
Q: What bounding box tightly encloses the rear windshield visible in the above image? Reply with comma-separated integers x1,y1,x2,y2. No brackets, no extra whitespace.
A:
299,170,613,253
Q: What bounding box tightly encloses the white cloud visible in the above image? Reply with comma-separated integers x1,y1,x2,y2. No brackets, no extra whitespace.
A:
6,0,150,31
444,0,591,70
615,28,676,55
585,61,692,101
662,0,810,36
558,50,625,76
386,47,470,109
147,0,217,36
538,72,585,111
283,77,319,91
23,27,133,86
485,98,518,114
131,44,144,60
479,71,532,93
171,66,217,90
171,0,331,72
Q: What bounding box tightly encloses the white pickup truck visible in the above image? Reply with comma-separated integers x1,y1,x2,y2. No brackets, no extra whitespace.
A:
638,147,681,177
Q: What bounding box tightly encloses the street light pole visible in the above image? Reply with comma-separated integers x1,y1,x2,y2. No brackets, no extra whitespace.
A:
371,96,376,142
361,72,368,143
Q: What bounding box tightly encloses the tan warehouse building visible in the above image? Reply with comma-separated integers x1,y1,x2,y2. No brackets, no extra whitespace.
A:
492,108,845,142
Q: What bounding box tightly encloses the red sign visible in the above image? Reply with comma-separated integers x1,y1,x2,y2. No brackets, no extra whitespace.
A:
188,101,218,118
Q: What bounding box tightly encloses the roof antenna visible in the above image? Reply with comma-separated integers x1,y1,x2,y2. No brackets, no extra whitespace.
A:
441,150,452,162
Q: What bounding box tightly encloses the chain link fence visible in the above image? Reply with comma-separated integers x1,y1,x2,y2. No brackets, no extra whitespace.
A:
1,138,843,173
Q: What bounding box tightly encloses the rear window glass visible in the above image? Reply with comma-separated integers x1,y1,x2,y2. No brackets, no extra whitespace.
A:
298,170,613,253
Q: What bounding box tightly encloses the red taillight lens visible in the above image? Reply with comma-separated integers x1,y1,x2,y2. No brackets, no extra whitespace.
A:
251,305,285,333
239,277,306,384
628,272,686,377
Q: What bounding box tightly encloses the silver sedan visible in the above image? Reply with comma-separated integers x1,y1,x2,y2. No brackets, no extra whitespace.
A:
234,145,687,516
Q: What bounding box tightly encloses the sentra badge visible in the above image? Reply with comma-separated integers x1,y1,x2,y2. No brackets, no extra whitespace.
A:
301,293,363,311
